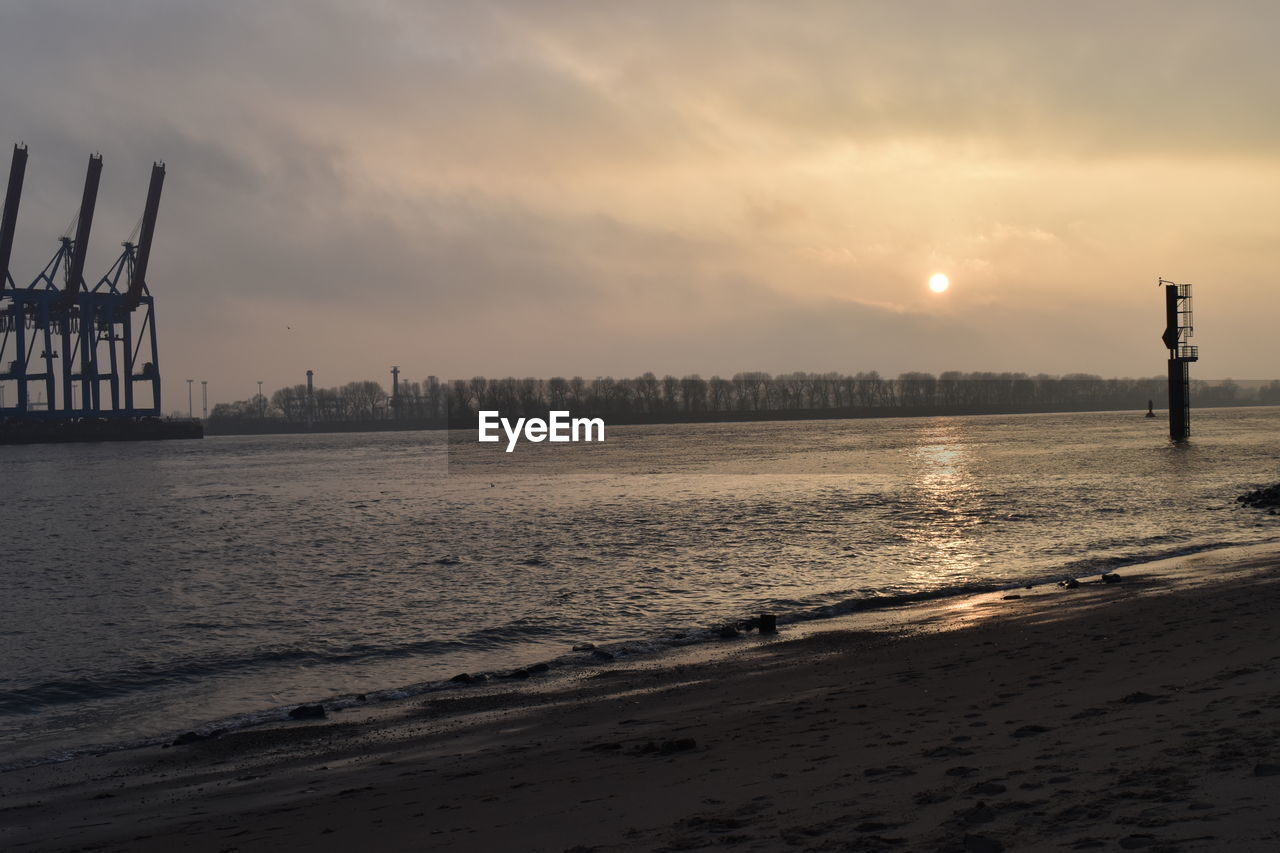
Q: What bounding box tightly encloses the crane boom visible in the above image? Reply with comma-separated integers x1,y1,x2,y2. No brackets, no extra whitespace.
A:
60,153,102,310
126,161,165,310
0,144,27,290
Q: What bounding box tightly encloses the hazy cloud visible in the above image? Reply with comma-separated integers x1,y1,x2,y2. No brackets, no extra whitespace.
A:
2,0,1277,403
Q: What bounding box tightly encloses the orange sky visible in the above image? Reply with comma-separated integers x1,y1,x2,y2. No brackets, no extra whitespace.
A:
2,1,1278,405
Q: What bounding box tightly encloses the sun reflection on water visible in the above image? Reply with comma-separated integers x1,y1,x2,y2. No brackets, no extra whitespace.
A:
902,420,983,583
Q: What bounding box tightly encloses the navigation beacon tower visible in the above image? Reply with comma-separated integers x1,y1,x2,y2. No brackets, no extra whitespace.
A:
1160,278,1198,441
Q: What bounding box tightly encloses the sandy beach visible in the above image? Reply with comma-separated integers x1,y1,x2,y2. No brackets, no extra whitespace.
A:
3,544,1278,852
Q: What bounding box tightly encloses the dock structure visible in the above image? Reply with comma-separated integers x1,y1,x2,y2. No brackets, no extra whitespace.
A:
0,146,196,441
1160,278,1199,441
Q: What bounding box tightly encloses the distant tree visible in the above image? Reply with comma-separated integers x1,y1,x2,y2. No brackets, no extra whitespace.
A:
661,375,680,412
637,372,660,412
209,366,1279,430
271,385,308,421
897,372,936,407
708,375,732,411
338,381,385,419
681,375,707,412
1198,378,1241,404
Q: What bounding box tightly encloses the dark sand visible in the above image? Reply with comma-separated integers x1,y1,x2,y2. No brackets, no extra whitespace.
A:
3,545,1279,852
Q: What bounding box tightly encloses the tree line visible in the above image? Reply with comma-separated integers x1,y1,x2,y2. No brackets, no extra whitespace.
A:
206,371,1280,428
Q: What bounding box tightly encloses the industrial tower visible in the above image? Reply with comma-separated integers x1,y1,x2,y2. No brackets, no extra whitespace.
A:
1160,278,1198,441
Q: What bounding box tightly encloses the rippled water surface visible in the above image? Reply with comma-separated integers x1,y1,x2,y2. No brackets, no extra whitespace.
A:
2,408,1278,765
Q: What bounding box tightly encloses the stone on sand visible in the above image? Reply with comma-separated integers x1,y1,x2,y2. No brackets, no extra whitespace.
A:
172,729,224,746
288,703,326,720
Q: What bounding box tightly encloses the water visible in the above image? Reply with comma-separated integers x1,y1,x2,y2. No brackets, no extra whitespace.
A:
2,408,1278,767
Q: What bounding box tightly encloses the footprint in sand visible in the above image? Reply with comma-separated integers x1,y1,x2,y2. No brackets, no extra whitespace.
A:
863,765,917,780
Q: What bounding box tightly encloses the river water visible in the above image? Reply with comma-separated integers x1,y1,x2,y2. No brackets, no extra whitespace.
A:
2,407,1278,767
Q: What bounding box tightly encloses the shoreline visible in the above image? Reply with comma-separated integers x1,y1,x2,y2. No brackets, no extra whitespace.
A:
4,538,1271,776
3,543,1279,851
198,401,1280,437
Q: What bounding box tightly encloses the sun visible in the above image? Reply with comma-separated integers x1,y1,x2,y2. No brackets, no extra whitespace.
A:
929,273,950,293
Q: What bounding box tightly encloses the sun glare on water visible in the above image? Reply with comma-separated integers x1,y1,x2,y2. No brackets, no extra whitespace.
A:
929,273,950,293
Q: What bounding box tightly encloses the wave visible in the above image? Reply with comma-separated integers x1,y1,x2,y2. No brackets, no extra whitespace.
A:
3,536,1271,773
1050,539,1247,577
0,620,572,716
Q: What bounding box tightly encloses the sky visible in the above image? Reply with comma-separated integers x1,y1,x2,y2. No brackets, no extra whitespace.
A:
2,1,1278,406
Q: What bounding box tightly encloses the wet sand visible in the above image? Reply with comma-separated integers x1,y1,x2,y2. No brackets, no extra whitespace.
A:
3,544,1279,852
